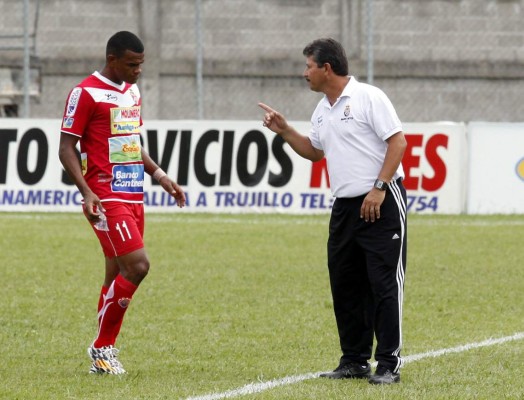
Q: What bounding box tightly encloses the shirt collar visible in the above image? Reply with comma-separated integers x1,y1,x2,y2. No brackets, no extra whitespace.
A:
321,76,358,108
340,75,358,98
93,71,127,91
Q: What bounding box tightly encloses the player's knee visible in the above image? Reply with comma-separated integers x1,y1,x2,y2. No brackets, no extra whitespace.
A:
122,258,149,285
134,259,150,280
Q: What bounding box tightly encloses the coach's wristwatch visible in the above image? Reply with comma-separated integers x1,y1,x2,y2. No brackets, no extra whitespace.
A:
374,179,388,191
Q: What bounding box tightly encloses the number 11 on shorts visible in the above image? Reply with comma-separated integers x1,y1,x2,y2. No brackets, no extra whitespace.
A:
116,221,132,241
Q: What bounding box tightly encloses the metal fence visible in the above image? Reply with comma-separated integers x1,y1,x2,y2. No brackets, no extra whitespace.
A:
0,0,38,117
1,0,523,122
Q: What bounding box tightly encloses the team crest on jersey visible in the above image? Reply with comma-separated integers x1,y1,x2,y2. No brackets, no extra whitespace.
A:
66,87,82,117
128,88,139,105
344,104,351,117
110,106,141,134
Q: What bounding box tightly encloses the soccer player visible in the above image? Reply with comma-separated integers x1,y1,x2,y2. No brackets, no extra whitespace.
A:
59,31,186,374
259,38,407,385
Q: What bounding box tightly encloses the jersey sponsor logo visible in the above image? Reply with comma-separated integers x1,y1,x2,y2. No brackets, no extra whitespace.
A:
66,87,82,117
112,106,141,121
81,153,87,176
111,164,144,193
108,135,142,163
112,122,141,134
97,173,113,183
110,106,141,134
62,117,74,128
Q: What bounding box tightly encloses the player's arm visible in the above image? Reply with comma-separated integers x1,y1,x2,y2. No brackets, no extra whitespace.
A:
141,148,186,208
258,102,324,162
58,132,103,220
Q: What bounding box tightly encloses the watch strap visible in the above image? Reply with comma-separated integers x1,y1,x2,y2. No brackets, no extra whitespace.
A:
374,179,388,191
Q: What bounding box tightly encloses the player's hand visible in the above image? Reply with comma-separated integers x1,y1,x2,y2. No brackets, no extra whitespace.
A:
360,189,386,223
258,103,289,135
84,191,105,222
159,176,186,208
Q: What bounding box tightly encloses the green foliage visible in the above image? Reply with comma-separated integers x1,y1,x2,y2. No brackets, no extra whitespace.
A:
1,213,523,399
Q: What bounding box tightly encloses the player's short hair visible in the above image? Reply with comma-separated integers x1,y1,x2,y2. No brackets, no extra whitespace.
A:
106,31,144,58
303,38,349,76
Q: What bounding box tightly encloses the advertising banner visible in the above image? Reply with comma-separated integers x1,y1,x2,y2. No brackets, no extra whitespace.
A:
401,122,467,214
0,119,466,214
467,122,524,214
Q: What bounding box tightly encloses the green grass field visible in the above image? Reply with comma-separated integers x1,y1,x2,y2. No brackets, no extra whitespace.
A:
1,212,523,400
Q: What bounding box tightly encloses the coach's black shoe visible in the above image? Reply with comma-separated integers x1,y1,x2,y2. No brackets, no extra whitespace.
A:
319,362,371,379
368,365,400,385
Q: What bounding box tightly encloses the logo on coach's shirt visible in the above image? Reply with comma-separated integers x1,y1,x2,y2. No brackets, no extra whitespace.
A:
340,102,353,122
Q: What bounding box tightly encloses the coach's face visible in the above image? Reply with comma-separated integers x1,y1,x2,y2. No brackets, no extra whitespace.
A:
303,55,327,92
110,50,144,85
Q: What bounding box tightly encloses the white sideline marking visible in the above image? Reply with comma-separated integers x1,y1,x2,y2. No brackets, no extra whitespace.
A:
6,213,524,227
183,332,524,400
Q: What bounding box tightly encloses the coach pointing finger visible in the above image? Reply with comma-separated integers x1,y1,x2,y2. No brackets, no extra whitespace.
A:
259,38,408,385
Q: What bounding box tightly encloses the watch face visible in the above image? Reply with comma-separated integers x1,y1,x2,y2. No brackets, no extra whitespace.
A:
375,180,387,190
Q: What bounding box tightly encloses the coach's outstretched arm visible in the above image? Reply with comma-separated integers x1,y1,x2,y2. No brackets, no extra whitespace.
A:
258,102,324,162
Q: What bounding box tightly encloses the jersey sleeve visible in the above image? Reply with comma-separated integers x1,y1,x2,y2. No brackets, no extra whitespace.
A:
369,89,403,141
60,86,95,138
309,120,323,150
308,101,325,151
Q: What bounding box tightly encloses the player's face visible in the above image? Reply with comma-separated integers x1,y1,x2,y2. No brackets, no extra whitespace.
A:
112,50,145,84
303,56,326,92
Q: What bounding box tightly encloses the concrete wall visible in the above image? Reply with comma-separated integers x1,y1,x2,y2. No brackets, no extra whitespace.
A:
1,0,523,122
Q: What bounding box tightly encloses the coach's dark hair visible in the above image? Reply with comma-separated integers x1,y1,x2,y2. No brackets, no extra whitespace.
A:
106,31,144,58
303,38,349,76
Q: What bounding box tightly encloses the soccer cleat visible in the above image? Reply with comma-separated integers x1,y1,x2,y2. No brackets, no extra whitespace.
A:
319,362,371,379
368,365,400,384
87,345,126,375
